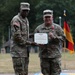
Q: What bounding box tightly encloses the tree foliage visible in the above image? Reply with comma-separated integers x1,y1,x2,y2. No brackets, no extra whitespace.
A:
0,0,75,47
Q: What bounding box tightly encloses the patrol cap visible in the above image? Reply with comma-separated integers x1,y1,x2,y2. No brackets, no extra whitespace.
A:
43,9,53,17
20,2,30,10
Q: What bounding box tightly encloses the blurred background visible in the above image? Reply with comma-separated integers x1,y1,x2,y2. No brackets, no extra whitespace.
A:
0,0,75,74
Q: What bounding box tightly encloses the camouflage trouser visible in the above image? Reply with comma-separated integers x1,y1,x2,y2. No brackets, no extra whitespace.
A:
12,57,29,75
40,57,61,75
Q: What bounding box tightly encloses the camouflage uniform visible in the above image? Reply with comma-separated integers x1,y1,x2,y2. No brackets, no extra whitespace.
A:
10,2,30,75
35,22,65,75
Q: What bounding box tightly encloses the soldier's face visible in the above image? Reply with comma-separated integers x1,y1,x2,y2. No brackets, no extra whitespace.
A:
43,16,53,26
20,10,29,18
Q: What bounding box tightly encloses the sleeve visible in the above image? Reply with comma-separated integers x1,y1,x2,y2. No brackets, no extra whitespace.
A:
48,25,65,44
56,26,66,41
34,27,39,33
11,18,31,46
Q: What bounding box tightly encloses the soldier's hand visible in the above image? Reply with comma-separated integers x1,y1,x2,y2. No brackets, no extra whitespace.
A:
38,44,45,47
49,32,56,39
31,42,37,46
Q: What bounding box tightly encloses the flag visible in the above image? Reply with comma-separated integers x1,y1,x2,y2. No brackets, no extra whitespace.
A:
63,10,74,54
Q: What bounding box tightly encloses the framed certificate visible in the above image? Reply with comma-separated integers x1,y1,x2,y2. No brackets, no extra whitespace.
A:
34,33,48,44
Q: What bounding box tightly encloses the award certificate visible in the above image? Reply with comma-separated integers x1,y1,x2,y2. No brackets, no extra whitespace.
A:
34,33,48,44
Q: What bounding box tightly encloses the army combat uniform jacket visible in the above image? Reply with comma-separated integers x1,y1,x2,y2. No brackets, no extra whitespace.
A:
35,23,65,58
10,13,30,57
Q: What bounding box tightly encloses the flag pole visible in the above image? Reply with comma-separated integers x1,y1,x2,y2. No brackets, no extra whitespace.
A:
59,15,66,70
63,10,67,70
59,16,63,50
59,16,61,27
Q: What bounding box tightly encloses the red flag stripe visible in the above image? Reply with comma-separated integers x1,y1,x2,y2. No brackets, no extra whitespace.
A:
68,42,74,51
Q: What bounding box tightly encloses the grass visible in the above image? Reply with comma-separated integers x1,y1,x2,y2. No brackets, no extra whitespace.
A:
0,52,75,73
61,52,75,70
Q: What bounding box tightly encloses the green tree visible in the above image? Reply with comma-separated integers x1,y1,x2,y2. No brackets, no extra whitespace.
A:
0,0,75,47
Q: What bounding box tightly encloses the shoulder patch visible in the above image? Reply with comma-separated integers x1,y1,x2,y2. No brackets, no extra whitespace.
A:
13,21,20,27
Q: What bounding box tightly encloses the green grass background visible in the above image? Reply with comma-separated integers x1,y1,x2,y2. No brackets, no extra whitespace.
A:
0,52,75,73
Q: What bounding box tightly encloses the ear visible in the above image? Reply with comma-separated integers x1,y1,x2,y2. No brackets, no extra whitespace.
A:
50,16,53,21
43,16,45,21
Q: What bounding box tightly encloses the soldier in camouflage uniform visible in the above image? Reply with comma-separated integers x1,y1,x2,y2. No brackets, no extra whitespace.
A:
10,2,35,75
34,9,65,75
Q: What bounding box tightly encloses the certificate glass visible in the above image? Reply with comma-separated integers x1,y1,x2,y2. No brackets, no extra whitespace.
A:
34,33,48,44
